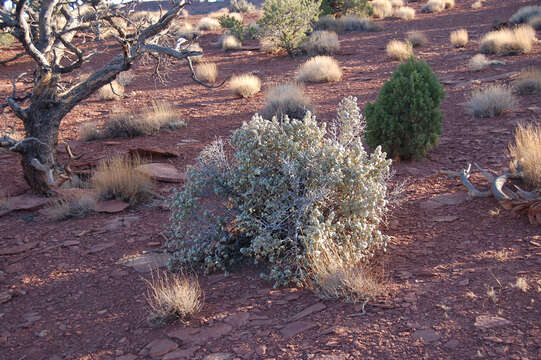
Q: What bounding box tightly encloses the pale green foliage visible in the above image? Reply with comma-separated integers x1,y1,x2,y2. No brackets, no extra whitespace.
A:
258,0,322,55
168,97,391,287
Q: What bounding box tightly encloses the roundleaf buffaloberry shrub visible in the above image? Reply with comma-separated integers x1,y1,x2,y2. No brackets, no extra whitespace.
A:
168,97,391,287
258,0,321,55
364,57,444,160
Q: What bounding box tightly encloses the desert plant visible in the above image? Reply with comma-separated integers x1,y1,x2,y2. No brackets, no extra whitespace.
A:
528,16,541,30
314,15,344,33
394,6,415,20
230,0,257,12
464,85,517,118
97,80,124,101
167,96,391,287
142,102,185,130
195,62,219,84
258,0,321,55
389,0,403,7
0,32,15,47
372,0,393,18
197,17,221,31
79,122,101,141
42,193,96,221
320,0,372,16
117,71,135,86
296,56,342,83
510,6,541,24
91,155,153,204
302,31,340,55
508,123,541,189
471,1,482,10
468,54,500,71
513,67,541,95
479,25,536,55
221,34,242,50
365,57,444,160
406,30,428,47
386,40,413,60
259,83,313,120
450,29,468,47
230,74,261,98
421,0,454,13
145,271,203,325
187,43,204,63
218,14,254,41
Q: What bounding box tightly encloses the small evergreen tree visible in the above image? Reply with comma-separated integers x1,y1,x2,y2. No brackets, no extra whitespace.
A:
364,57,445,160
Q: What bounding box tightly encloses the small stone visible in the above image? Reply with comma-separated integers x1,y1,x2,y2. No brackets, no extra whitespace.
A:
0,292,13,304
445,339,459,349
147,338,178,358
255,344,267,356
280,321,317,339
412,329,440,342
136,163,185,183
224,312,250,328
474,315,511,329
118,253,169,273
290,302,326,321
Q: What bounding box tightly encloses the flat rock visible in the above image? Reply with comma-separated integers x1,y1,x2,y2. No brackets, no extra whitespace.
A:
5,194,48,211
203,353,233,360
85,241,115,255
224,312,250,328
162,346,200,360
290,302,326,321
432,215,459,222
103,216,140,231
137,163,185,183
412,329,440,342
129,147,179,159
0,241,39,256
280,321,317,339
444,339,459,349
118,252,169,273
147,338,178,358
168,323,233,345
93,200,130,213
420,192,468,210
0,291,13,304
474,315,511,329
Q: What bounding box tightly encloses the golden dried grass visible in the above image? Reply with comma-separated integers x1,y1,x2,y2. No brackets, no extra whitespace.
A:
509,123,541,189
296,56,342,83
229,74,261,98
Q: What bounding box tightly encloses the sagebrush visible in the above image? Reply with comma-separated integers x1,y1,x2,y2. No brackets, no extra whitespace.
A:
168,97,391,287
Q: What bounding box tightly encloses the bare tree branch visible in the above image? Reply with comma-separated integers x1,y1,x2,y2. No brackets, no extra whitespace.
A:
15,0,51,70
0,52,25,65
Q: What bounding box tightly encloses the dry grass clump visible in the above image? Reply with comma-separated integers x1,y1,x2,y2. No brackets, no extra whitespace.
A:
315,15,344,33
315,15,382,33
260,83,313,120
513,67,541,95
142,102,185,130
394,6,415,20
468,54,492,71
146,271,203,325
296,56,342,83
195,62,218,84
97,80,124,101
528,16,541,30
357,17,383,32
221,34,242,50
229,74,261,98
421,0,454,13
186,43,203,63
372,0,393,18
305,241,387,303
197,17,221,31
42,193,96,221
390,0,403,7
471,1,483,10
302,31,340,55
386,39,413,60
407,30,428,47
479,25,536,55
91,155,153,204
117,71,135,86
464,85,517,118
450,28,468,47
510,6,541,24
509,123,541,189
79,122,101,141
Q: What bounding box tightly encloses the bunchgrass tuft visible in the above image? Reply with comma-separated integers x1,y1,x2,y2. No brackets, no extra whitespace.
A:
464,85,517,118
195,62,218,84
394,6,415,20
260,83,313,120
450,29,468,47
513,67,541,95
97,80,124,101
296,56,342,83
197,17,221,31
480,25,536,55
407,31,428,47
229,74,261,98
302,31,340,55
386,40,413,60
509,123,541,189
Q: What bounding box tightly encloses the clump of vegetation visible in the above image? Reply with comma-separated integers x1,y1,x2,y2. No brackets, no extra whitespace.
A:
146,271,203,326
480,25,536,55
365,57,444,160
97,80,124,101
296,56,342,83
464,85,517,118
421,0,454,13
197,17,221,31
314,15,344,33
394,6,415,20
195,62,219,84
79,122,101,141
0,32,16,47
508,123,541,189
258,0,321,55
91,155,153,204
167,97,391,287
187,43,204,63
513,67,541,95
218,14,258,41
509,5,541,24
230,0,256,13
320,0,373,16
230,74,261,98
117,71,135,86
450,29,468,47
314,14,381,32
372,0,393,18
302,31,340,55
42,193,96,221
386,40,413,60
471,1,482,10
468,54,504,71
221,34,242,50
406,30,428,47
260,83,313,120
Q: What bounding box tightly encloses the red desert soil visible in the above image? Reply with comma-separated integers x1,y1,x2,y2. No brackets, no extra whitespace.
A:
1,0,541,359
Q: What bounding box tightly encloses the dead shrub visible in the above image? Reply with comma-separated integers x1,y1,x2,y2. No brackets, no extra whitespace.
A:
145,271,203,325
372,0,393,18
386,39,413,60
450,28,468,47
510,5,541,24
197,17,221,31
79,121,101,141
260,83,313,120
195,62,218,84
480,25,536,55
221,34,242,50
302,31,340,55
91,155,153,204
464,85,517,118
42,193,96,221
394,6,415,20
296,56,342,83
509,123,541,189
513,67,541,95
229,74,261,98
407,30,428,47
97,80,124,101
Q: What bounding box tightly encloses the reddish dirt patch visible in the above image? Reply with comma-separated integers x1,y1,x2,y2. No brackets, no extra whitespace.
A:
1,1,541,359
